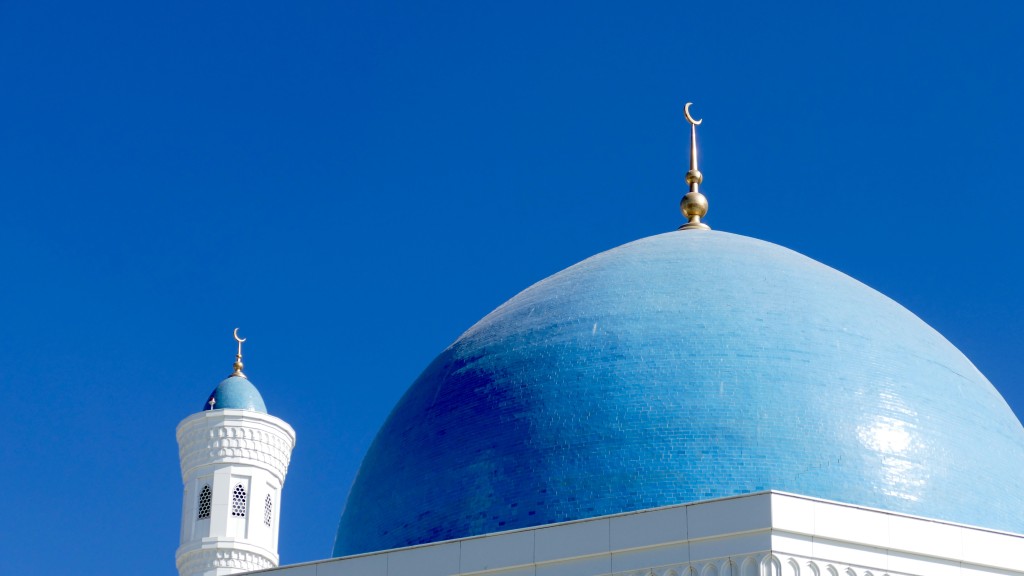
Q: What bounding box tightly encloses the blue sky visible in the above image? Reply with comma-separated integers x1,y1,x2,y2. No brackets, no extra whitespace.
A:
1,1,1022,574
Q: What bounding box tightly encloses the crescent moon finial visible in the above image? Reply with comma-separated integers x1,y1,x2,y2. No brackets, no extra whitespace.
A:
231,328,247,378
679,101,710,231
684,102,702,126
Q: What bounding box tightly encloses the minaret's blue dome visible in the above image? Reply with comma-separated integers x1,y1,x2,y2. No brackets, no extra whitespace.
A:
203,375,267,413
334,231,1024,556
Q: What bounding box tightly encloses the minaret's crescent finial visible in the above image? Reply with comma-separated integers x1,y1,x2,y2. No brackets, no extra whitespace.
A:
232,328,247,378
679,102,710,231
683,102,702,125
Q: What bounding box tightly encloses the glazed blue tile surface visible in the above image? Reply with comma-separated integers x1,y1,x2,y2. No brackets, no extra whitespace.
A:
203,375,267,413
333,231,1024,556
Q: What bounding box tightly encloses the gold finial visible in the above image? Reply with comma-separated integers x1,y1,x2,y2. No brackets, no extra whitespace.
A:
679,102,710,231
232,328,247,378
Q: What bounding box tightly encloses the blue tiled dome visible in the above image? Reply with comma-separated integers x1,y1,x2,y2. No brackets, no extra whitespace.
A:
333,231,1024,556
203,375,267,413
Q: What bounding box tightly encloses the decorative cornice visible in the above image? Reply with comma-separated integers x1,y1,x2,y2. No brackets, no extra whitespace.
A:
177,410,295,484
176,546,275,575
618,554,913,576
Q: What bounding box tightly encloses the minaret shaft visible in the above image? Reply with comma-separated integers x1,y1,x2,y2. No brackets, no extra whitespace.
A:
175,331,296,576
175,409,295,576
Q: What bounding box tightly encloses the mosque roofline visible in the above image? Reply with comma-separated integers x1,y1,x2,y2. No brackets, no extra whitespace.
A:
252,491,1024,575
331,490,1024,559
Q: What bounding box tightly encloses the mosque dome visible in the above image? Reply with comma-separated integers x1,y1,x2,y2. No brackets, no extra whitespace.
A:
203,375,267,413
333,230,1024,556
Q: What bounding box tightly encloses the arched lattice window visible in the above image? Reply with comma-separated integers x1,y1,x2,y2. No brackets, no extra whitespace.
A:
264,494,273,526
197,485,212,520
231,484,247,517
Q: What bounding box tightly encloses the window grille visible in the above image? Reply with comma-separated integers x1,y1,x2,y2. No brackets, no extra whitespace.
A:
197,485,212,520
231,484,247,517
264,494,273,526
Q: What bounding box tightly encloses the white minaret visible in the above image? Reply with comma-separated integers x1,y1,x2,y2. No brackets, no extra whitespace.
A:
175,329,296,576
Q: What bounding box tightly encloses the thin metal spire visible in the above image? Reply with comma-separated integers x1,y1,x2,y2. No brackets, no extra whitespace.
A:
231,328,247,378
679,102,710,230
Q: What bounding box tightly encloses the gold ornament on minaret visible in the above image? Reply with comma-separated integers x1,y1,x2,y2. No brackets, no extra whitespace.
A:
679,102,710,230
231,327,247,378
